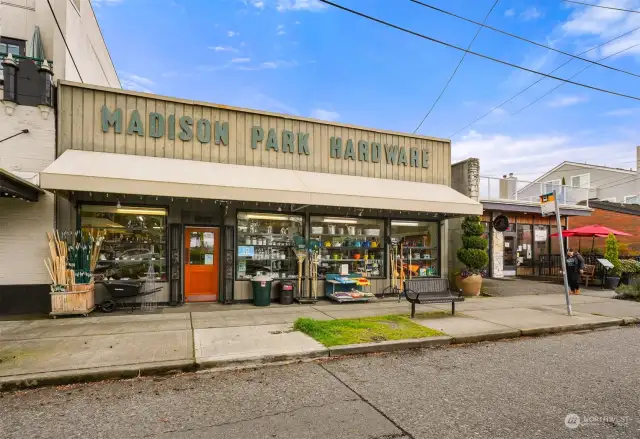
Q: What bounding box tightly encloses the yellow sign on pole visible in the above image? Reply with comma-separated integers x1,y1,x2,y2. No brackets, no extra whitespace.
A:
540,192,555,217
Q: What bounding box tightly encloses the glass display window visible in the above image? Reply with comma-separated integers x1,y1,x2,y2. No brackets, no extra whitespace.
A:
310,216,385,279
236,212,304,280
79,205,167,282
390,220,439,278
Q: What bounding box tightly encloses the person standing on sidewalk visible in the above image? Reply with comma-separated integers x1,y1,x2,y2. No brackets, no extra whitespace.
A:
565,249,585,295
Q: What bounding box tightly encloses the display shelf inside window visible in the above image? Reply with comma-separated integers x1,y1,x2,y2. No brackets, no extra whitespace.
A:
236,212,304,280
79,205,167,282
310,217,385,279
391,221,439,278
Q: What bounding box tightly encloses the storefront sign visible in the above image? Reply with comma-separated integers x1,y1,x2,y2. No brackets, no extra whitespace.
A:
101,106,430,168
534,228,547,242
493,215,509,232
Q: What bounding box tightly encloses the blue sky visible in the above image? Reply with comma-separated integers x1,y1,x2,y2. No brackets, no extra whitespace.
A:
92,0,640,179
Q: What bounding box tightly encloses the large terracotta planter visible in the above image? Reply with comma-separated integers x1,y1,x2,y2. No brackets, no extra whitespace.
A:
457,274,482,296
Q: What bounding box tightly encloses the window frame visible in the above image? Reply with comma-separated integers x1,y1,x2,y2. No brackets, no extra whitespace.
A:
77,202,169,283
623,195,639,204
0,37,26,56
570,173,590,189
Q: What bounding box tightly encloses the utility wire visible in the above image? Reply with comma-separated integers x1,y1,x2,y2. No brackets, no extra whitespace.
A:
563,0,640,14
448,25,640,138
46,0,83,82
410,0,640,79
511,43,638,116
413,0,499,133
319,0,640,103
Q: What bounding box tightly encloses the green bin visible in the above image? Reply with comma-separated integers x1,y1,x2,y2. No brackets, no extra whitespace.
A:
251,275,273,306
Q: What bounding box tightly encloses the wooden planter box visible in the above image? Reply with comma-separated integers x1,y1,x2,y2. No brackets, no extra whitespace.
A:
50,283,95,318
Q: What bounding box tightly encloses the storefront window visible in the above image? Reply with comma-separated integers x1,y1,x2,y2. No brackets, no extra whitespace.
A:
236,212,304,280
391,220,439,278
79,205,167,281
310,216,385,279
533,225,549,259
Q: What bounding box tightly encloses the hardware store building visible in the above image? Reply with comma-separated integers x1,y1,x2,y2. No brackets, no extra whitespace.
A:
17,81,482,310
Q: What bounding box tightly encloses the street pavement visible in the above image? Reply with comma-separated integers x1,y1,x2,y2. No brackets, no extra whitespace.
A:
1,326,638,438
2,292,640,388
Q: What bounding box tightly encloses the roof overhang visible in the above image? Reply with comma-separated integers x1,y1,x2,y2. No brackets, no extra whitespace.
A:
41,150,483,216
481,200,592,217
0,169,44,202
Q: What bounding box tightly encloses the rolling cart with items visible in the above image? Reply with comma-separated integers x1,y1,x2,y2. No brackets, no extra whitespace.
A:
325,273,374,303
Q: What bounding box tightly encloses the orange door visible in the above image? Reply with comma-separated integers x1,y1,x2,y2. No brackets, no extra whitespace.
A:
184,227,219,302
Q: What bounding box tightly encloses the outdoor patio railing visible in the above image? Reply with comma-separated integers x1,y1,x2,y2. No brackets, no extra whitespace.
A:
479,176,589,207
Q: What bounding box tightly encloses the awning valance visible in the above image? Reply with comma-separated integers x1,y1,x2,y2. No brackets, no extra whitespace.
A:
40,150,482,216
0,168,44,202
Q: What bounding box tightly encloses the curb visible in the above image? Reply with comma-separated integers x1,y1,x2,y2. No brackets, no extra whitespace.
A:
328,336,452,357
0,359,195,392
451,329,521,344
519,318,624,336
196,348,329,370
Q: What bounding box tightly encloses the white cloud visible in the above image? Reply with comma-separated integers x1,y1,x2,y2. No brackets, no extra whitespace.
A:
231,57,251,63
91,0,124,7
547,95,588,108
504,8,515,18
277,30,286,35
228,31,239,37
277,24,286,35
603,108,638,116
276,0,325,12
277,24,285,29
202,59,298,72
210,46,238,52
520,7,543,21
295,20,301,24
311,109,340,121
251,0,265,9
260,61,278,69
120,73,155,93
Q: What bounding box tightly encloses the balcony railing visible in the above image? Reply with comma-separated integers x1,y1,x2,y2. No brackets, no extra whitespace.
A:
479,176,589,207
0,52,53,68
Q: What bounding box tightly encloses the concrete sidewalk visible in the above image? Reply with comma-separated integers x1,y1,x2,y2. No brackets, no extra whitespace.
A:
1,292,638,390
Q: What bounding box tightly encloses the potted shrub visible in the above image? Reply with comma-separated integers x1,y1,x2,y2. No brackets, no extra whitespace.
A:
603,233,622,289
620,259,640,286
456,216,489,296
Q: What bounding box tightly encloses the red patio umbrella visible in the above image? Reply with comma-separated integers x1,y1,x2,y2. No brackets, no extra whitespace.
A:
550,224,632,255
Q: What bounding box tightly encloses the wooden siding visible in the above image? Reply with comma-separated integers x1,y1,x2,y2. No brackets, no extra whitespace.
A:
57,81,451,185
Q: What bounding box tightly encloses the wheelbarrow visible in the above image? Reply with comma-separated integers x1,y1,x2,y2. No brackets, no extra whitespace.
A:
97,279,162,313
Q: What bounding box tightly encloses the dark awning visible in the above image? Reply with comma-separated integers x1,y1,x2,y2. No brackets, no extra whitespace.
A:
0,168,44,202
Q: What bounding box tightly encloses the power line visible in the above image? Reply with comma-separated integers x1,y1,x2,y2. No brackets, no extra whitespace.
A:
413,0,499,133
45,0,83,82
318,0,640,103
511,42,638,116
563,0,640,14
448,25,640,138
409,0,640,79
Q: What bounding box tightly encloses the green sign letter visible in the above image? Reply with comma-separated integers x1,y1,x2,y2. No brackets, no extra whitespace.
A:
384,144,398,165
344,139,356,161
214,121,229,146
251,126,264,149
297,132,310,155
197,119,211,144
179,116,193,141
282,130,294,153
358,141,369,161
127,110,144,136
371,142,381,163
149,112,165,138
422,149,429,168
330,137,342,158
168,115,176,140
101,106,122,134
266,128,278,151
410,148,419,167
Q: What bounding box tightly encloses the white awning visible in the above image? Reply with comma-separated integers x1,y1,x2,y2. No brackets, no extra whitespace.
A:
40,150,482,216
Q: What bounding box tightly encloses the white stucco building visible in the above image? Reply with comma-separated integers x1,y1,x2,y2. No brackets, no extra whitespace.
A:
0,0,119,314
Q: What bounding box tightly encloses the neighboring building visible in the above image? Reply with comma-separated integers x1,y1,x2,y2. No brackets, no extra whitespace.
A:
570,201,640,256
22,80,482,314
464,171,592,278
1,0,119,314
517,146,640,205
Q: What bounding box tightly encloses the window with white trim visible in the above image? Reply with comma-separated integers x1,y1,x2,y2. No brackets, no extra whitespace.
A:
543,179,561,194
623,195,639,205
570,173,590,188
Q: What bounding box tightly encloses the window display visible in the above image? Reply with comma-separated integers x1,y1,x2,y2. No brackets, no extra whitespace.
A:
236,212,304,280
391,221,439,278
79,205,167,281
310,216,385,279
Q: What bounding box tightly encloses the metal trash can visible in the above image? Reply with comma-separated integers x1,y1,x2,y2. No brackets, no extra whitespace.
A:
251,274,273,307
279,281,295,305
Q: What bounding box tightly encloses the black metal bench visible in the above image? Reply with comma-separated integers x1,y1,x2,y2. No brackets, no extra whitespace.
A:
403,278,464,318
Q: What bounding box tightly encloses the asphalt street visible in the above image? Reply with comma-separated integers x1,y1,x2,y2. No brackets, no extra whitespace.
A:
1,326,639,439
